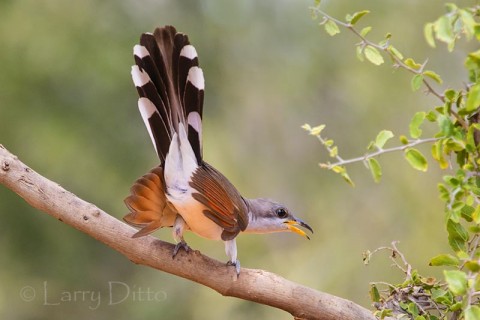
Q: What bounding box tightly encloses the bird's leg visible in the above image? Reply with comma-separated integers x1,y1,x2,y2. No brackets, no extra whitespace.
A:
172,214,189,257
224,239,240,275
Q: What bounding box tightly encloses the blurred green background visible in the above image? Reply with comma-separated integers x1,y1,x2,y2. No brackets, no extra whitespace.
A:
0,0,474,319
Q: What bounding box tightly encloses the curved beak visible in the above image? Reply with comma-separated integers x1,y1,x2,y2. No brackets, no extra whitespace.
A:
284,218,313,240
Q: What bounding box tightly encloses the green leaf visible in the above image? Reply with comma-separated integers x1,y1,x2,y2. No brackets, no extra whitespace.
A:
387,45,403,60
375,309,393,318
301,123,311,131
447,219,468,252
355,45,364,62
368,158,382,183
309,124,326,136
461,205,475,222
369,284,380,302
341,171,355,187
472,205,480,224
404,148,428,172
429,254,459,266
411,74,424,91
423,70,442,84
426,111,437,122
375,130,394,148
399,135,409,145
360,26,372,37
475,25,480,41
364,45,384,66
406,302,419,316
434,15,455,44
457,251,469,260
447,219,469,241
444,270,467,296
329,146,338,158
424,22,436,47
466,83,480,112
467,125,477,152
465,305,480,320
324,20,340,36
409,112,426,139
451,302,462,311
431,288,453,305
438,183,449,201
330,166,355,187
437,114,454,137
404,58,422,70
459,9,475,40
444,89,457,102
349,10,370,25
465,260,480,272
445,3,458,12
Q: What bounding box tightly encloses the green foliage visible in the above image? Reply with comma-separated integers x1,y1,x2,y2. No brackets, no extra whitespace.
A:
375,130,395,149
324,19,340,36
310,1,480,318
404,148,428,172
364,45,384,65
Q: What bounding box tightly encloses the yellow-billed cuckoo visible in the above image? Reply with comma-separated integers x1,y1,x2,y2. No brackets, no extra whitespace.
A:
123,26,313,274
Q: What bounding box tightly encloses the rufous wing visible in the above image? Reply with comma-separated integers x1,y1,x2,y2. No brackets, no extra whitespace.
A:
189,163,248,240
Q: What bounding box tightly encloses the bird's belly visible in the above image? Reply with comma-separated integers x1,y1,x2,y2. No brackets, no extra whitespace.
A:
167,192,223,240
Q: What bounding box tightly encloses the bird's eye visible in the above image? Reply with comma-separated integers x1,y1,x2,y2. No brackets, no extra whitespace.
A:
275,208,287,218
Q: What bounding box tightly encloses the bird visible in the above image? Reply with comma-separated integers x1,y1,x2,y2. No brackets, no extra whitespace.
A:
123,25,313,274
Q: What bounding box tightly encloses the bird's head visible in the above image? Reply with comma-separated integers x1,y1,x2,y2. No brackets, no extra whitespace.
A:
244,198,313,239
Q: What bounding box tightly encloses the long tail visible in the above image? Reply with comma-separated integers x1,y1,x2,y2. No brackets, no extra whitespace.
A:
131,25,204,164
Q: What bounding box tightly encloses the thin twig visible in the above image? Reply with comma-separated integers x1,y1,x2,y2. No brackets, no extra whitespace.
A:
320,137,438,169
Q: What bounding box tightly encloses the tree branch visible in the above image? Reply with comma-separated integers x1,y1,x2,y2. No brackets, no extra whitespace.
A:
0,145,375,320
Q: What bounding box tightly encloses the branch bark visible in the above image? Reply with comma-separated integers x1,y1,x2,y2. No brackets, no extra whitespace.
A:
0,145,375,320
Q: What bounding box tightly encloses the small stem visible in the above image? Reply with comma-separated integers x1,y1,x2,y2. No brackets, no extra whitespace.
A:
321,137,438,169
316,133,344,163
451,109,469,130
391,241,412,279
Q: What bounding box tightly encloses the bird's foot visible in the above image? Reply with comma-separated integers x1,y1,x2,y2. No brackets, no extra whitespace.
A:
226,259,241,276
172,241,190,258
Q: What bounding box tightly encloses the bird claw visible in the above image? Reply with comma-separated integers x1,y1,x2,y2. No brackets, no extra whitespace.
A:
226,259,241,276
172,241,190,258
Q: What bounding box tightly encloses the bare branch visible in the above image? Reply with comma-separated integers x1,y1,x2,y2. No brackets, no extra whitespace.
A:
0,145,375,320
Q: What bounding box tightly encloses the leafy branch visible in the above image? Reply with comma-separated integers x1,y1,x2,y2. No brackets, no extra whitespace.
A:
302,124,438,185
308,2,480,319
310,4,444,101
308,2,480,186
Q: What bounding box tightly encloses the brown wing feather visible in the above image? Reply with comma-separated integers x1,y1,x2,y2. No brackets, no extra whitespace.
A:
189,163,248,240
123,166,177,238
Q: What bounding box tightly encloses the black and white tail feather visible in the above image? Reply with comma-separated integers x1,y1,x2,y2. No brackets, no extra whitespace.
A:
131,26,204,165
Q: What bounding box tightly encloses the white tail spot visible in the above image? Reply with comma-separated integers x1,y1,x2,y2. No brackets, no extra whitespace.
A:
180,45,198,60
187,67,204,90
131,65,150,87
138,97,158,154
133,45,149,59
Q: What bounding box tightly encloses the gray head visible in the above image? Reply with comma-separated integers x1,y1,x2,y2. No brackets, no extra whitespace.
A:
243,198,313,239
